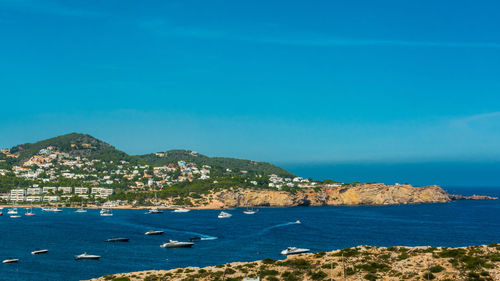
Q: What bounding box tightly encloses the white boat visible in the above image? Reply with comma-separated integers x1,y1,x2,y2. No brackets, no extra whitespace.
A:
280,247,310,255
145,230,164,235
160,240,194,248
42,207,62,212
2,258,19,264
172,208,190,213
218,211,232,219
148,207,163,214
10,215,21,218
100,209,113,216
0,207,3,216
7,208,18,215
243,209,258,215
31,249,49,255
75,208,87,213
295,220,301,224
74,253,100,260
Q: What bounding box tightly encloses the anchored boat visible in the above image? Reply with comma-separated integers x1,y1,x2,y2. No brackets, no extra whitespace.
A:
74,253,100,260
31,249,49,255
160,240,194,248
145,230,164,235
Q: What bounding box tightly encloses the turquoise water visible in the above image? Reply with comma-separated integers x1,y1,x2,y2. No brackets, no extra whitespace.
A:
1,188,499,280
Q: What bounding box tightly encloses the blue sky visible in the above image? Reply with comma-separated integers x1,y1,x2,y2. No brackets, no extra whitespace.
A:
1,0,500,165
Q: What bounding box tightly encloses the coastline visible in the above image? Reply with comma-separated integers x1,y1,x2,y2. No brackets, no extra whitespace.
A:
88,244,500,281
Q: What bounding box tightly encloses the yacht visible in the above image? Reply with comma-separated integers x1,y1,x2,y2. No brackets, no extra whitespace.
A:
172,208,190,213
75,208,87,213
148,207,163,214
243,209,258,215
145,230,164,235
31,249,49,255
105,237,129,242
218,211,232,219
2,258,19,264
7,208,18,215
160,240,194,248
280,247,310,255
100,209,113,216
42,207,62,212
74,253,100,260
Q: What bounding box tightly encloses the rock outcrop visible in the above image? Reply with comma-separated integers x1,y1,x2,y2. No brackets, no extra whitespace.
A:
199,183,453,208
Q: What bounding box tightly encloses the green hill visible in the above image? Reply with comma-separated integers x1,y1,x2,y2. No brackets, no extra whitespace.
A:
9,133,133,164
7,133,293,177
136,150,294,177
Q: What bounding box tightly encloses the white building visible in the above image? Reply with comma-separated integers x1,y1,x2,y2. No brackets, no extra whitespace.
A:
42,186,57,193
74,187,89,194
26,196,41,202
26,187,42,195
43,196,59,202
91,187,113,199
58,186,72,194
10,189,26,202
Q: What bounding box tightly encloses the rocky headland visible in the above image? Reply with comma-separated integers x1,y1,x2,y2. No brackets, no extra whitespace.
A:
186,184,497,209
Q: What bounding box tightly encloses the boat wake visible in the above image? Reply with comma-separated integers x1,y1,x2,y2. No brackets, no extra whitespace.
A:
258,221,301,235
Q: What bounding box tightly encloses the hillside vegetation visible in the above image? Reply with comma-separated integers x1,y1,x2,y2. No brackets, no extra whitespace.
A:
6,133,292,177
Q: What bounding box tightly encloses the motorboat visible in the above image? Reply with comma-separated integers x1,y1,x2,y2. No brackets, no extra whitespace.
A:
2,258,19,264
148,207,163,214
0,207,3,216
145,230,164,235
172,208,190,213
280,247,310,255
160,240,194,248
74,253,100,260
295,220,301,224
100,209,113,216
218,211,232,219
31,249,49,255
10,215,21,218
7,208,18,215
189,236,202,242
243,209,258,215
42,207,62,212
75,208,87,213
105,237,129,242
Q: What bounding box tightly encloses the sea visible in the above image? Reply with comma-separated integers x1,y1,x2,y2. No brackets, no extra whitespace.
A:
1,186,499,281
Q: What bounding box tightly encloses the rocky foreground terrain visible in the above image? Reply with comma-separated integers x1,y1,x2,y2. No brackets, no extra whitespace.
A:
186,184,495,209
90,244,500,281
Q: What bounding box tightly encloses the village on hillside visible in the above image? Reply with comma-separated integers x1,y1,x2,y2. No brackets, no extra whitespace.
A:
0,146,330,206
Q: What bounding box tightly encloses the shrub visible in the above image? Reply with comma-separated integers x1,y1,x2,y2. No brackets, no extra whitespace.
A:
309,270,327,280
429,265,444,273
262,258,275,264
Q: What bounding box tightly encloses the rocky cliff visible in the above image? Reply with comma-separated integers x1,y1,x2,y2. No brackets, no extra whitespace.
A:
198,183,453,208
